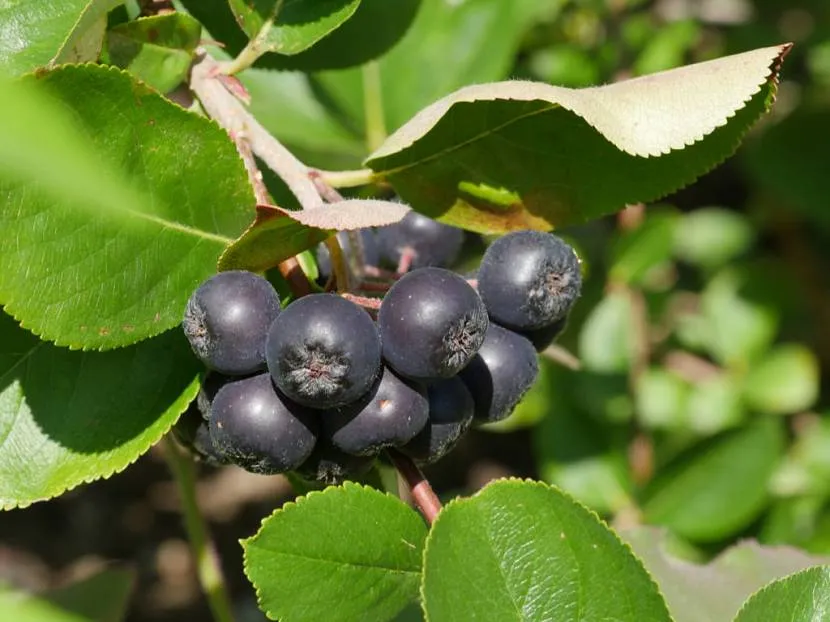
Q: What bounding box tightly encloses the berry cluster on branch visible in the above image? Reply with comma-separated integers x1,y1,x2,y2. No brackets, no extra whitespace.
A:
176,214,582,486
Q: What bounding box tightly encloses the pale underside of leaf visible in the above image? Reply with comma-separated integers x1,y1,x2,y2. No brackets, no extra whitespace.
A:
370,43,792,162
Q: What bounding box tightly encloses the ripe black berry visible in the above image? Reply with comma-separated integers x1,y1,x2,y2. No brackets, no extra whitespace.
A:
209,373,319,474
196,371,238,420
316,229,380,280
323,366,429,456
266,294,382,409
459,324,539,424
295,441,376,486
377,211,464,269
378,268,488,382
478,231,581,330
183,271,281,375
398,376,474,464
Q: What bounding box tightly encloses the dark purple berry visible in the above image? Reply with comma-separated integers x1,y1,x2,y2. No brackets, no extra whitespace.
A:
295,441,376,486
398,376,474,465
172,402,229,466
316,229,379,280
196,371,238,420
323,366,429,456
266,294,382,409
209,373,319,474
478,231,581,330
459,324,539,424
377,211,464,269
517,317,568,352
378,268,488,382
183,271,281,375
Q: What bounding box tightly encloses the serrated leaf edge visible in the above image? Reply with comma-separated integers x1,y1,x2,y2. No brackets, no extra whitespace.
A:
731,564,830,621
0,372,200,510
420,477,675,622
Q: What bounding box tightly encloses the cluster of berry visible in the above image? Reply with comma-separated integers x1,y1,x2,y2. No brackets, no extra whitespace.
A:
175,212,581,484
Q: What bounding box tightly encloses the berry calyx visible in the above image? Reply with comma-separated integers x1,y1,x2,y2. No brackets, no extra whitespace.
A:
266,294,382,409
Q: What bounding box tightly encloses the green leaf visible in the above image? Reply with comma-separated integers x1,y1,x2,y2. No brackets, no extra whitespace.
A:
105,13,201,93
579,289,635,373
0,588,86,622
0,310,200,509
743,345,820,415
228,0,360,56
422,479,671,621
611,211,679,285
673,207,755,270
219,200,409,272
733,566,830,622
701,269,779,369
45,567,135,622
314,0,551,136
0,64,253,349
623,526,830,622
0,0,121,76
365,45,790,234
685,374,746,435
635,367,691,431
243,483,427,622
642,418,785,542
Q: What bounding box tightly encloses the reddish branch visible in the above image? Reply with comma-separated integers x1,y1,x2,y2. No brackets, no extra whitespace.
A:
387,450,442,525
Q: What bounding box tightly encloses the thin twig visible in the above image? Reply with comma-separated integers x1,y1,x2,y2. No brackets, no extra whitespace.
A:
189,52,322,210
162,437,235,622
387,450,442,525
362,61,387,152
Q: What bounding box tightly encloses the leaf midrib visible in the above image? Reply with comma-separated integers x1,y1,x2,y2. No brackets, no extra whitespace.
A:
251,547,422,576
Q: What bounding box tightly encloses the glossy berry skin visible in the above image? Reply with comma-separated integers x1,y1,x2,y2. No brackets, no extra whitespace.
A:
398,376,474,465
377,211,464,269
459,323,539,424
172,402,229,466
295,441,376,486
323,366,429,456
316,229,380,280
209,373,319,474
266,294,382,409
196,371,238,420
478,231,581,330
378,268,488,382
183,271,281,375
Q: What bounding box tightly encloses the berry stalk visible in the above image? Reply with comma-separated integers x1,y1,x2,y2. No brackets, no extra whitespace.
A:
387,450,442,524
163,437,236,622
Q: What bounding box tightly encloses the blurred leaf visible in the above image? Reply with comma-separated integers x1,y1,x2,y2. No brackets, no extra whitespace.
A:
46,567,135,622
611,211,679,285
534,368,632,514
701,269,778,369
579,289,635,373
685,374,746,435
0,588,87,622
643,418,785,543
219,200,408,272
733,566,830,622
242,69,364,168
243,483,426,622
105,13,201,92
636,367,691,431
761,497,830,553
0,64,253,349
0,311,200,509
422,479,671,622
673,207,755,270
314,0,552,134
633,20,700,75
0,0,121,76
529,45,601,87
743,345,819,415
745,110,830,229
770,416,830,498
622,526,830,622
366,45,790,234
228,0,360,56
